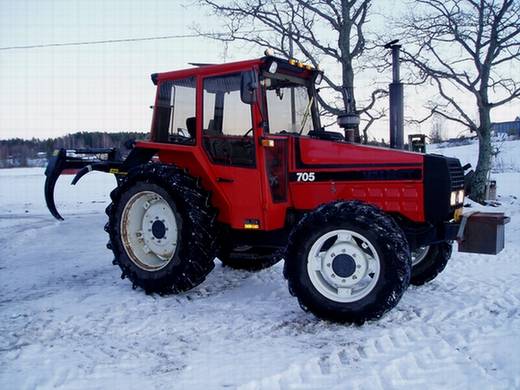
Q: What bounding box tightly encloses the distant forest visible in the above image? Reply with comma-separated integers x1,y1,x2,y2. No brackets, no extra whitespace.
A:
0,132,148,168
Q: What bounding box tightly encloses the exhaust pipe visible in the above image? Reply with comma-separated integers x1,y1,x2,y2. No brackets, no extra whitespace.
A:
385,40,404,149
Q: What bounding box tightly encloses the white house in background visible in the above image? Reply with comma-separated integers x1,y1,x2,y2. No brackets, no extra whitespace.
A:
492,116,520,136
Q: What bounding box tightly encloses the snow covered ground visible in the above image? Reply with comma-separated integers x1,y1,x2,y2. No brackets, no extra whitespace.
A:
1,142,519,389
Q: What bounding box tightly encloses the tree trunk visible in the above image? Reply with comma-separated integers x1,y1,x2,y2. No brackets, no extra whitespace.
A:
341,65,359,142
471,106,492,203
339,0,360,142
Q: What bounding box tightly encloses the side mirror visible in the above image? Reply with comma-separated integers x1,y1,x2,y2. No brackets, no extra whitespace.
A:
241,70,258,104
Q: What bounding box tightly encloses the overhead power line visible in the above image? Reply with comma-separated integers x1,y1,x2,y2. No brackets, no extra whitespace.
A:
0,33,223,51
0,30,273,51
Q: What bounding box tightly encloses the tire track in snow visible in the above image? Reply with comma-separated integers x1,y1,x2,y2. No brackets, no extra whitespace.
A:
238,321,515,390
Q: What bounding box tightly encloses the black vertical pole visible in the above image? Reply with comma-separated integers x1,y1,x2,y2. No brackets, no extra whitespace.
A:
386,41,404,149
289,28,296,131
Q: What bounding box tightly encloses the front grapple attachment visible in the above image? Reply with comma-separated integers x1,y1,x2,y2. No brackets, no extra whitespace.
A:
44,148,122,220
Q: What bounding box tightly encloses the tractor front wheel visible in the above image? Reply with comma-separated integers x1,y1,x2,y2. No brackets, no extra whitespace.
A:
410,243,452,286
284,201,411,323
106,164,218,294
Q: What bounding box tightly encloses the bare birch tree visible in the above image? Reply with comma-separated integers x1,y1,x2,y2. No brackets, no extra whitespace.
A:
399,0,520,202
199,0,386,142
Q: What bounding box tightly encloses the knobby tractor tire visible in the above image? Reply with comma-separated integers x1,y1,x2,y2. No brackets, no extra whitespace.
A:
284,201,411,324
105,164,218,294
410,242,452,286
218,246,282,271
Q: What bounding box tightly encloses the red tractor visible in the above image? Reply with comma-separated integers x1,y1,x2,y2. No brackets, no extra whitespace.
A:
45,55,507,323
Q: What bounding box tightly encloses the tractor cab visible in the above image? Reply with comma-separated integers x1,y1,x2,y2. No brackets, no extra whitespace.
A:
149,56,324,148
142,56,328,230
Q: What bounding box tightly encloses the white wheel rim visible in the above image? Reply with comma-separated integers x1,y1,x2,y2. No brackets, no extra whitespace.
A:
307,229,381,303
120,191,178,271
411,246,430,266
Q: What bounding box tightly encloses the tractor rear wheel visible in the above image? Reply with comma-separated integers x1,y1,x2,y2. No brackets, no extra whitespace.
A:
284,201,411,323
218,245,282,271
106,164,218,294
410,243,452,286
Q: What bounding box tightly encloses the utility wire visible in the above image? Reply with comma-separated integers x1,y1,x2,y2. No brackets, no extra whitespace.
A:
0,30,272,51
0,33,224,51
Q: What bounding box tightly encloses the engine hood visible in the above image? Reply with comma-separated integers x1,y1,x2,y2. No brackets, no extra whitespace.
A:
294,137,423,169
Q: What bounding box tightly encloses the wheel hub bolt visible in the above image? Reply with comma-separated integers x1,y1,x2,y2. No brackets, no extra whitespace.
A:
352,275,357,280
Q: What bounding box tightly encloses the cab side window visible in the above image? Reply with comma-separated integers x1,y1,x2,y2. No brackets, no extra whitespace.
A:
152,77,196,144
203,73,255,167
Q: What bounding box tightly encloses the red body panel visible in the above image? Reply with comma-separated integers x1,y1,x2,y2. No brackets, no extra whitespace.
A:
288,137,425,222
137,134,426,230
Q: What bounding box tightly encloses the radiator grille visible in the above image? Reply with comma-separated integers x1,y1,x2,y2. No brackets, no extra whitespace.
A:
447,158,464,190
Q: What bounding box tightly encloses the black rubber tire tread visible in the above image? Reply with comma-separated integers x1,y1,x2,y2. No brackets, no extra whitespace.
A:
219,247,282,271
410,242,452,286
284,200,411,323
105,163,218,294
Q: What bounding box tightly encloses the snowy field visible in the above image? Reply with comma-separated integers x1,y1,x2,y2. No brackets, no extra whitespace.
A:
1,141,519,389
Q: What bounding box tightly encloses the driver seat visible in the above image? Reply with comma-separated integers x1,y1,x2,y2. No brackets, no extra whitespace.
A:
186,117,196,139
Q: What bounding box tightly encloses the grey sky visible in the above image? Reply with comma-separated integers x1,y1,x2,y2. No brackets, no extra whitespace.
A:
0,0,518,141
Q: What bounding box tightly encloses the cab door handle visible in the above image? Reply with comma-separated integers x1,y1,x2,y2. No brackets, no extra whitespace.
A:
217,177,234,183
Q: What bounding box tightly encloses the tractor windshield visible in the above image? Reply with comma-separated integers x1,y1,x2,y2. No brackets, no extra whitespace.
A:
262,74,320,135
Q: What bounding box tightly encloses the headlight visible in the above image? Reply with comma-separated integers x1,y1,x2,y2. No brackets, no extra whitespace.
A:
450,189,465,206
457,189,464,204
268,61,278,74
315,72,323,84
450,191,457,206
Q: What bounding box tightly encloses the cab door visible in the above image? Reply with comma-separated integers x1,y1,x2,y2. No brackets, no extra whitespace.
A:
200,71,266,229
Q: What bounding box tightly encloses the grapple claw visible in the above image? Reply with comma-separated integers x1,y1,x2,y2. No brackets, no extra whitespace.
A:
43,148,119,220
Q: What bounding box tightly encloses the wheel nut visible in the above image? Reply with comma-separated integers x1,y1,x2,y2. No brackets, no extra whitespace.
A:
352,275,357,280
327,263,331,267
357,264,361,269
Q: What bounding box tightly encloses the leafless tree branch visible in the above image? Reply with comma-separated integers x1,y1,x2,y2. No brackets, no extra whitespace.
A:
398,0,520,202
199,0,387,141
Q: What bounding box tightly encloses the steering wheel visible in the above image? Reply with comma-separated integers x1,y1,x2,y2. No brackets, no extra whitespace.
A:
169,134,193,144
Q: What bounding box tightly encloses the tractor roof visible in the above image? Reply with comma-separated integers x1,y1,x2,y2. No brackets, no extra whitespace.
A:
151,56,321,85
